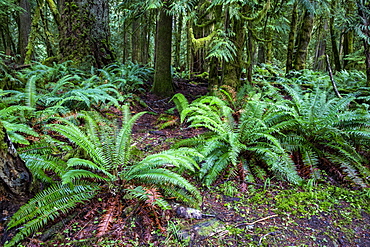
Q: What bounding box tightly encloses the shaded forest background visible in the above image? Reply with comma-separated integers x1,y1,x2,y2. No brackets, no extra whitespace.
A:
1,0,370,93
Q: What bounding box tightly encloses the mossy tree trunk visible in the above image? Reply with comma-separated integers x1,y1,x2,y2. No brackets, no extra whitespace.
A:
293,10,314,70
59,0,115,68
152,8,174,97
359,1,370,86
0,122,32,201
223,18,245,88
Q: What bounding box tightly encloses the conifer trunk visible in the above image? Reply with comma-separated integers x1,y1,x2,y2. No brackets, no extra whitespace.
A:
286,2,298,73
359,1,370,86
294,10,314,70
59,0,115,68
152,9,174,97
18,0,31,64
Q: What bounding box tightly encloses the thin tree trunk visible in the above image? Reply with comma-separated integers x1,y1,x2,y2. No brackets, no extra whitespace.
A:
329,14,341,71
343,0,356,69
314,19,328,70
131,18,140,63
152,9,174,97
286,1,298,73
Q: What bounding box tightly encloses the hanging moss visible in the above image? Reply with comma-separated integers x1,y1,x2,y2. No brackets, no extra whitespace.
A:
189,27,216,52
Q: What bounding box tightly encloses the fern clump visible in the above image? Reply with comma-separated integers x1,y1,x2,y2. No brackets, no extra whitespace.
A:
177,93,302,187
279,85,370,187
5,106,201,246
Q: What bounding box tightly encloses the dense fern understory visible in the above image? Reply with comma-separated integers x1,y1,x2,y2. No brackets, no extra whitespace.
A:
1,62,370,246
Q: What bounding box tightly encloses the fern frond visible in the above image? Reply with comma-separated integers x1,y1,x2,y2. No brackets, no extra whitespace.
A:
171,93,189,116
127,168,201,206
5,181,99,247
62,169,111,184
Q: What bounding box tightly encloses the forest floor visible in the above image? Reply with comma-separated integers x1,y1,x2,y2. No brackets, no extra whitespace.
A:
1,79,370,247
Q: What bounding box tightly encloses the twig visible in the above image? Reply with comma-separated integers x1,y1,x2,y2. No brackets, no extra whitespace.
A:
236,214,278,227
325,54,342,98
258,230,282,245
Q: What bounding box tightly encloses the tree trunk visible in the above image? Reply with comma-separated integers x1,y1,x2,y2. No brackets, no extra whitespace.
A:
286,2,298,73
152,9,174,97
358,1,370,86
294,10,314,70
18,0,31,64
223,13,245,88
131,18,141,63
343,0,356,69
329,15,342,71
0,123,32,201
313,20,328,71
24,0,43,64
59,0,115,68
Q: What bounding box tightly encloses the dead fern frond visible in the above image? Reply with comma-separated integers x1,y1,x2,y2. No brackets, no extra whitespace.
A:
96,197,122,238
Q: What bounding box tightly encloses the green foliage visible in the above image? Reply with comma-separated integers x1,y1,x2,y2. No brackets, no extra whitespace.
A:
5,182,99,247
171,93,189,116
177,93,301,186
0,105,38,144
206,30,237,63
98,62,153,93
280,85,370,186
6,106,202,246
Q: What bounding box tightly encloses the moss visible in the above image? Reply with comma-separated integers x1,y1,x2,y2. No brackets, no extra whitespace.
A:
0,121,7,150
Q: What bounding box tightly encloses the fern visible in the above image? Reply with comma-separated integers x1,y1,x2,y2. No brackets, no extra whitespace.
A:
280,85,370,186
0,105,38,144
177,91,306,186
5,181,99,247
171,93,189,115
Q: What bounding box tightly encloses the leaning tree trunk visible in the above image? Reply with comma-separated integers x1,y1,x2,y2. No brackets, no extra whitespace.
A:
152,8,174,97
59,0,115,68
0,122,32,201
294,10,314,70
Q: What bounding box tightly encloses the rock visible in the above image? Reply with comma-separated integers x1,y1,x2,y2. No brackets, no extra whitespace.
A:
178,218,227,242
175,206,203,219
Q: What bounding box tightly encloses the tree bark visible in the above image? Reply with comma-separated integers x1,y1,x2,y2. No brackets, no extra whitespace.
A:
343,0,356,69
358,0,370,86
131,18,141,63
313,19,328,71
0,122,32,201
294,10,314,70
329,15,341,71
59,0,115,68
286,1,298,73
17,0,31,64
152,9,174,97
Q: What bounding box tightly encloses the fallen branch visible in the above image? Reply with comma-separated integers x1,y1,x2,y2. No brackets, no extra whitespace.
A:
325,54,342,98
236,214,278,227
